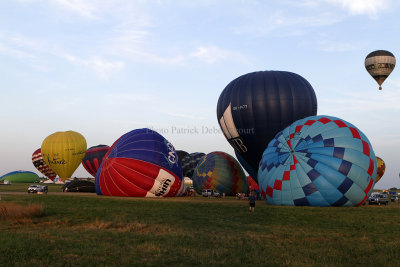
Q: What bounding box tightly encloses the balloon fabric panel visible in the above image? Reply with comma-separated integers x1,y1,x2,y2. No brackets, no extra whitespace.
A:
192,151,248,196
32,148,57,180
96,128,183,197
41,131,87,181
82,145,109,177
258,116,376,207
217,71,317,183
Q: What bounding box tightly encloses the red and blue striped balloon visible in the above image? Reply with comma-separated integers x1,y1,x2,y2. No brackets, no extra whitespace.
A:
82,145,109,177
258,115,376,207
95,128,183,197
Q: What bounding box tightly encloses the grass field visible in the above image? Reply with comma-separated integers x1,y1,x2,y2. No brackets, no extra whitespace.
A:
1,184,400,266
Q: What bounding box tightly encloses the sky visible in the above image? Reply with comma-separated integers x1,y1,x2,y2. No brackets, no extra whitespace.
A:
0,0,399,189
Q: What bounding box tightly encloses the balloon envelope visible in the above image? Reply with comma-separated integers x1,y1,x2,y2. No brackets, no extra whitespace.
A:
365,50,396,90
41,131,87,182
258,115,376,206
192,151,248,196
63,180,95,193
376,156,385,183
95,128,183,197
32,148,57,181
217,71,317,183
82,145,109,177
176,150,189,163
0,171,40,183
181,152,206,178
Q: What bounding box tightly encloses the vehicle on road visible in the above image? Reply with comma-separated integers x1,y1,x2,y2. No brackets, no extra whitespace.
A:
368,193,388,205
27,185,48,194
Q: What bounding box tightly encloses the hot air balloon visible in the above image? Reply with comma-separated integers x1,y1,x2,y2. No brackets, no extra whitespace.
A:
82,145,109,177
258,115,376,207
376,156,385,183
176,150,189,165
365,50,396,90
192,151,248,196
95,128,183,197
41,131,87,182
181,152,206,178
235,150,258,180
32,148,57,181
0,171,40,183
217,71,317,183
247,176,259,191
63,180,95,193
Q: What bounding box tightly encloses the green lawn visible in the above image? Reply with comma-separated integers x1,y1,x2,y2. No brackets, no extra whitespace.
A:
1,184,400,266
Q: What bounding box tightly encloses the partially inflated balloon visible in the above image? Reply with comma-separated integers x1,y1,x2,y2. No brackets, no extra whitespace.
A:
217,71,317,183
258,115,376,206
247,176,259,191
376,156,385,183
95,128,183,197
176,150,189,163
181,152,206,178
365,50,396,90
41,131,87,182
192,151,248,196
82,145,109,177
235,150,257,180
0,171,40,183
32,148,57,181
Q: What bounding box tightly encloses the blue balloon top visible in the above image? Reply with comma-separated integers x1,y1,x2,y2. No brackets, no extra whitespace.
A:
258,115,376,207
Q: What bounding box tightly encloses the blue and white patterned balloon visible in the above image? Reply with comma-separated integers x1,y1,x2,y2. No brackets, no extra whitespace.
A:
258,115,376,207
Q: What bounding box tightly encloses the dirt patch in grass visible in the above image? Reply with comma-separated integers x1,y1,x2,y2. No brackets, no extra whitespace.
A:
0,202,44,223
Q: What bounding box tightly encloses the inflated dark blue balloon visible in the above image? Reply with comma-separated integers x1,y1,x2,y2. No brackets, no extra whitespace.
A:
258,115,376,206
217,71,318,183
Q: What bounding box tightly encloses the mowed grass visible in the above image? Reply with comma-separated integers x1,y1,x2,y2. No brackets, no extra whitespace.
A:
0,183,64,192
1,185,400,266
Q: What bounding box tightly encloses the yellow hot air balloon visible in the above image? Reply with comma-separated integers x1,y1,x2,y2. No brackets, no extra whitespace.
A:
365,50,396,90
376,156,386,183
41,131,87,182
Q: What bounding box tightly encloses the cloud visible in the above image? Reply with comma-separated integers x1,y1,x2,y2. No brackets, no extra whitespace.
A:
317,39,360,52
164,112,205,121
188,46,251,65
60,53,125,79
50,0,99,19
324,0,390,16
101,93,152,105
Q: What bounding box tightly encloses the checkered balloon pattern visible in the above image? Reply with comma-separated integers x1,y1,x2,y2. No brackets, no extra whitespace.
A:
258,115,377,206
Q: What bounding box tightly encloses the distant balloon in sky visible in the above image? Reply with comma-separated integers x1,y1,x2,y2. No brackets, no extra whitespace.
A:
192,151,248,196
217,71,317,183
32,148,57,181
41,131,87,182
181,152,206,178
365,50,396,90
95,128,183,197
258,115,376,207
82,145,109,177
375,156,385,183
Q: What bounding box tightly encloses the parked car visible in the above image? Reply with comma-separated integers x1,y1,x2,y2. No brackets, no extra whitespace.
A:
27,185,48,194
202,189,220,197
368,193,388,205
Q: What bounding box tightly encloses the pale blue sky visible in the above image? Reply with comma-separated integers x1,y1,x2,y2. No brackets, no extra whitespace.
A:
1,0,399,189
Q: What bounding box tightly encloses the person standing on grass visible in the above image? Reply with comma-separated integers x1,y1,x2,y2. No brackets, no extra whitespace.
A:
249,190,256,212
